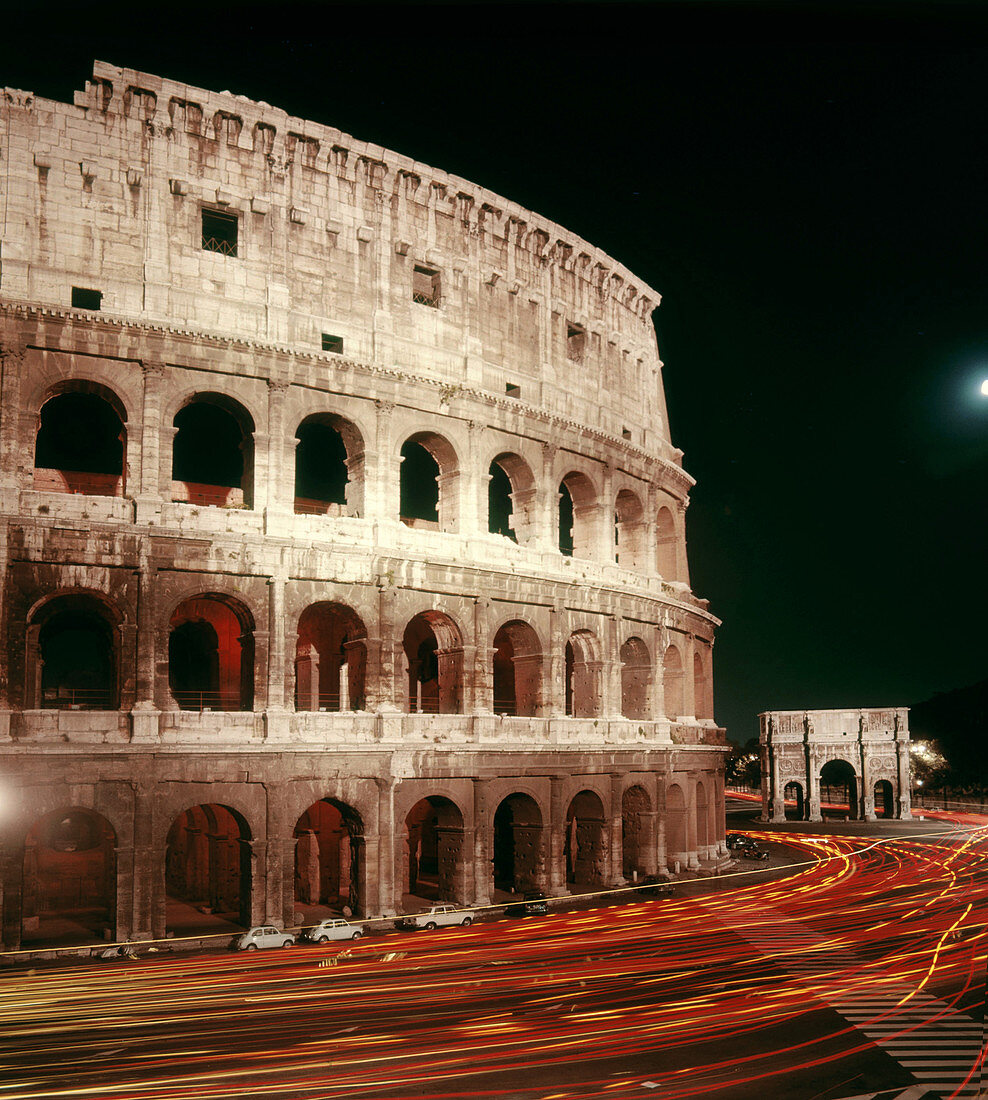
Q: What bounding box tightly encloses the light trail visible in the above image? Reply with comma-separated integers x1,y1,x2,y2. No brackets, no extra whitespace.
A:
0,820,985,1099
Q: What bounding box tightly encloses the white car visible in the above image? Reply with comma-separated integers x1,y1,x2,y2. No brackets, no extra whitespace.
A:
235,925,295,951
300,918,363,944
396,904,476,931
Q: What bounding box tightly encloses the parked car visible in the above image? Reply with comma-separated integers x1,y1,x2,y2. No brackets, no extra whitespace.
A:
396,904,476,930
636,875,673,897
235,925,295,951
726,833,757,851
504,892,550,917
740,845,770,862
300,918,363,944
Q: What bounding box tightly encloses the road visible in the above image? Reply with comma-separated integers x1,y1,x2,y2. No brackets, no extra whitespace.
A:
1,811,985,1100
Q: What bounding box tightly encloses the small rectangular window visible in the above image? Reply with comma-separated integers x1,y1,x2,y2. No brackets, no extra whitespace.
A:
71,287,102,310
505,382,521,399
202,208,238,256
567,322,586,362
622,427,632,441
412,265,441,308
322,333,344,354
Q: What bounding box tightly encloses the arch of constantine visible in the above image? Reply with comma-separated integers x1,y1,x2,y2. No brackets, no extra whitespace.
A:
759,708,912,822
0,62,728,954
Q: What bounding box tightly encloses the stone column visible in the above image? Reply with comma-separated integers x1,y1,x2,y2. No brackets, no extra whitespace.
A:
471,597,492,715
135,361,165,523
807,749,823,822
609,773,626,886
547,602,566,717
131,547,160,741
862,743,877,822
368,580,399,712
0,340,28,511
538,442,558,550
685,775,700,870
603,615,622,718
651,624,667,723
548,776,567,895
375,778,396,916
600,461,615,562
472,779,493,905
770,746,785,822
895,735,913,820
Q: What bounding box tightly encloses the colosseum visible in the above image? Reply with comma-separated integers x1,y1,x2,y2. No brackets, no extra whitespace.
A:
0,61,727,954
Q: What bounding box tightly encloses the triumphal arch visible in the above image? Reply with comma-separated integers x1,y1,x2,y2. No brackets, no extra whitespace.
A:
759,709,912,822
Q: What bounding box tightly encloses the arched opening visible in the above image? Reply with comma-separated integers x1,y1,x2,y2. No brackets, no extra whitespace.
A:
169,595,254,711
34,388,126,497
614,489,646,568
874,779,894,818
400,432,459,531
295,602,367,711
620,636,651,719
493,793,544,894
403,611,463,714
492,620,542,717
784,781,805,821
21,808,116,946
693,650,711,720
565,630,601,718
294,799,364,918
165,804,252,935
172,394,254,508
656,505,678,580
820,759,858,820
696,780,709,849
565,790,606,886
488,453,536,545
663,645,685,720
666,783,687,868
558,471,598,559
31,593,119,710
622,785,651,881
295,414,361,516
404,796,465,903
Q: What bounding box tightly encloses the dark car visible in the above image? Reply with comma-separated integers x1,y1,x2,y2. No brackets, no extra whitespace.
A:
636,875,673,897
504,892,550,917
726,833,757,851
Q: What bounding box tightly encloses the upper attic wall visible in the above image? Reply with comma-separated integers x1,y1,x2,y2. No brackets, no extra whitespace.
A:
0,62,673,447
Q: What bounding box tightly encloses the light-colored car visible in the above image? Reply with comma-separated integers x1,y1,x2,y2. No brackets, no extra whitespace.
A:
396,904,476,931
235,925,295,951
300,918,363,944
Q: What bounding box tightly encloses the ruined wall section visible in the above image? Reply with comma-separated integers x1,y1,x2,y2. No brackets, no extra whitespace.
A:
1,63,671,455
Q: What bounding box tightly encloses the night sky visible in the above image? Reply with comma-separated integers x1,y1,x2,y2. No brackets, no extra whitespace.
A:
3,3,986,743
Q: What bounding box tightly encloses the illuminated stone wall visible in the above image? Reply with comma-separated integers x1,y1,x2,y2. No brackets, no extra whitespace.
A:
0,63,727,954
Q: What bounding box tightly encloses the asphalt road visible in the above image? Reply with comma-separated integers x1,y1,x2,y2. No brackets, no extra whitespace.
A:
1,807,984,1100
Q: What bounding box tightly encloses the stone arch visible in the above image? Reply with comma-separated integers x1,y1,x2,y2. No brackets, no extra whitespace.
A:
565,629,601,718
620,636,652,719
168,594,255,711
34,382,127,497
492,619,543,717
492,792,544,894
656,504,679,580
294,601,367,711
694,648,712,720
696,779,709,850
666,782,687,868
21,807,117,947
402,610,464,714
783,781,805,821
621,784,652,880
172,392,256,508
400,430,460,531
294,798,365,917
165,803,252,933
403,796,467,903
26,590,122,710
873,779,894,818
663,644,685,720
294,412,365,517
565,790,606,886
487,451,537,545
820,759,859,820
558,470,599,559
614,488,646,569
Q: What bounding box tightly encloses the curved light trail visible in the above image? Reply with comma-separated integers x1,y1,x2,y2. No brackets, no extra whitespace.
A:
1,815,985,1100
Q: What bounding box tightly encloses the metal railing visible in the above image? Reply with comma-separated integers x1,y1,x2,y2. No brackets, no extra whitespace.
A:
201,235,237,256
172,691,246,713
41,688,115,710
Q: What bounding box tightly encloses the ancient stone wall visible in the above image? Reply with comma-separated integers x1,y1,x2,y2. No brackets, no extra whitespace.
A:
0,64,727,955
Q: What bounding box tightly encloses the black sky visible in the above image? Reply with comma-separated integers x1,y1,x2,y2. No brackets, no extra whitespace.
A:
3,2,986,743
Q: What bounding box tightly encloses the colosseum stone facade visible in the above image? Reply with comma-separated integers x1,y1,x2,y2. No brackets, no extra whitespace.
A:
0,62,727,954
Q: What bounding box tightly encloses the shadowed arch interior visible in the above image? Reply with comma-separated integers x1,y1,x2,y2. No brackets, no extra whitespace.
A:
403,611,463,714
565,789,606,886
294,798,365,917
172,394,254,507
404,796,466,902
493,793,543,893
492,620,542,717
31,593,119,710
295,602,367,711
169,595,254,711
34,387,126,496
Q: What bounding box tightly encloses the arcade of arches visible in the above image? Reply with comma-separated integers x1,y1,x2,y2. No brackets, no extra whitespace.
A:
3,767,727,950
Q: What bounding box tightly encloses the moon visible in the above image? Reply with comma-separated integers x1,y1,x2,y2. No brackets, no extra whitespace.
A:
982,379,988,396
